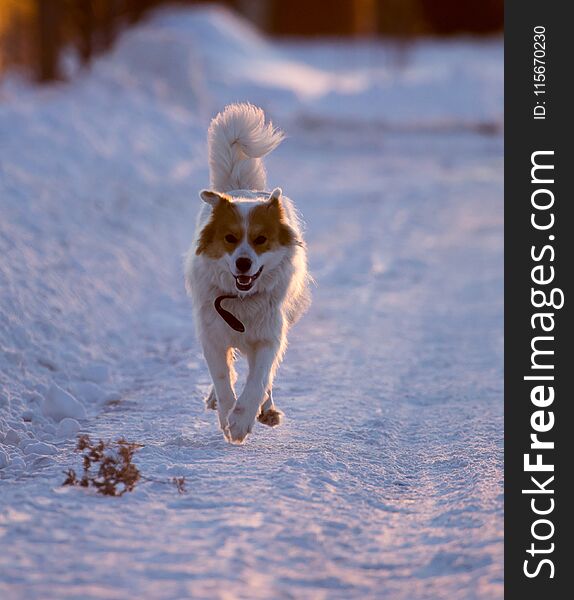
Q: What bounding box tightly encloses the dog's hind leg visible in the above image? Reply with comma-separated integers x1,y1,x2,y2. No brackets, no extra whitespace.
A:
258,389,284,428
205,386,217,410
260,389,273,413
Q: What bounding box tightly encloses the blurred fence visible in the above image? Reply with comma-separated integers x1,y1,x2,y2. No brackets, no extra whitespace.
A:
0,0,502,83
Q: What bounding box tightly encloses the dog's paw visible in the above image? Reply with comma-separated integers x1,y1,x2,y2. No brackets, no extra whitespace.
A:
257,407,284,428
226,406,255,444
205,388,217,410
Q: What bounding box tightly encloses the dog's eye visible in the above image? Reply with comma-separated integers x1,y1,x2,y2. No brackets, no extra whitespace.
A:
254,235,267,245
225,234,238,244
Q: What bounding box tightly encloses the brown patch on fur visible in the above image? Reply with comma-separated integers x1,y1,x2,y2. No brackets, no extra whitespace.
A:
196,197,244,257
248,197,296,254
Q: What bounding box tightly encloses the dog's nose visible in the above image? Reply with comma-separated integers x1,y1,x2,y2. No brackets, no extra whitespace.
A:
235,257,252,273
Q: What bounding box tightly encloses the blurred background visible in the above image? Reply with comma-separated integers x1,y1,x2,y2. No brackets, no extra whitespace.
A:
1,0,502,83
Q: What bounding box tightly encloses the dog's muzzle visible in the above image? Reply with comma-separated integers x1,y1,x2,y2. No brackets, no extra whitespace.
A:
234,266,263,292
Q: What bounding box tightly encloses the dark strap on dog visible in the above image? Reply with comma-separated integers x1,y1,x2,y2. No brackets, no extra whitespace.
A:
214,295,245,333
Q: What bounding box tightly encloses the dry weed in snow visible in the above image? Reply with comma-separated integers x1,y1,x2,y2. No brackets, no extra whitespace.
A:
63,435,187,496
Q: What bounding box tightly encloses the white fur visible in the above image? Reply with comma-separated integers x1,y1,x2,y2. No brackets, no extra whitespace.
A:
207,103,284,192
185,104,311,443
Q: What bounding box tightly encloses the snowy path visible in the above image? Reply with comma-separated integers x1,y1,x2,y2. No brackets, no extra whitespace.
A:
1,8,503,599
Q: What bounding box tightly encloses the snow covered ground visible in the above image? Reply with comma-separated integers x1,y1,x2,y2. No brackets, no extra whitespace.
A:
0,6,503,599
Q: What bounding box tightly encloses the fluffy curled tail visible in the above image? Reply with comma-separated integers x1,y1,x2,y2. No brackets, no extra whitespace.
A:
207,103,284,192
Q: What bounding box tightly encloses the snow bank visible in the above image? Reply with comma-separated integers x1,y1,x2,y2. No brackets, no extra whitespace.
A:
145,6,503,128
0,10,210,471
41,385,86,422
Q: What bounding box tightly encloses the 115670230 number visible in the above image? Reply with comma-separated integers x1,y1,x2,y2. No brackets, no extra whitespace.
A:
533,25,546,119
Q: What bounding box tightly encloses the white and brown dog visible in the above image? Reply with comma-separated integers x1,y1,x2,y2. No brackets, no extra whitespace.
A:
185,104,311,443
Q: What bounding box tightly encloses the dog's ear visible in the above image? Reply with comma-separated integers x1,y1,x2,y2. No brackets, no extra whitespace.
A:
267,187,283,207
199,189,230,207
266,188,297,246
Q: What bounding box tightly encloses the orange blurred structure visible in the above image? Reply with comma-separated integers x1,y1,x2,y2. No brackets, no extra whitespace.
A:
0,0,503,83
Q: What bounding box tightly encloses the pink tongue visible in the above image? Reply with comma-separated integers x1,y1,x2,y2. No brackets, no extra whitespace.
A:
238,275,252,285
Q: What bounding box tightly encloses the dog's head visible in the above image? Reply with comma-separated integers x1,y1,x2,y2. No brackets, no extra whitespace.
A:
195,188,299,295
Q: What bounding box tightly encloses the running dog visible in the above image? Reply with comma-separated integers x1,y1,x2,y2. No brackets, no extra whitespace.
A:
185,103,311,443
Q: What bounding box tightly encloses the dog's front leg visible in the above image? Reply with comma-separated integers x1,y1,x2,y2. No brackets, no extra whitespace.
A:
227,342,280,443
203,342,236,433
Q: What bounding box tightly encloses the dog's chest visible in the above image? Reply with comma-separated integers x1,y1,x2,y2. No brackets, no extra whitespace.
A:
210,293,280,346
